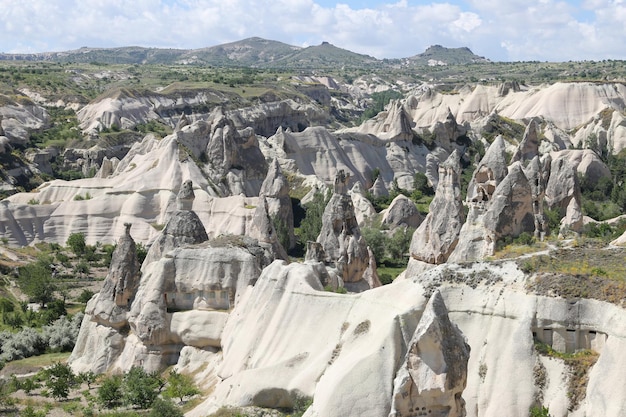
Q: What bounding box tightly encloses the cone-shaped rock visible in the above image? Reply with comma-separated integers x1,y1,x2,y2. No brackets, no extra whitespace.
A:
390,291,470,417
409,150,464,264
314,170,369,283
512,119,540,163
144,181,208,264
259,158,295,249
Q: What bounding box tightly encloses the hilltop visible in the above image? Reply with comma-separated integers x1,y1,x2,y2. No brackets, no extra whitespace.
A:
0,37,487,68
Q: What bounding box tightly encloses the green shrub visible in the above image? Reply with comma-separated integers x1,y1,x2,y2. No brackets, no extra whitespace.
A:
66,233,86,256
163,369,200,403
149,398,184,417
98,375,123,409
123,366,162,409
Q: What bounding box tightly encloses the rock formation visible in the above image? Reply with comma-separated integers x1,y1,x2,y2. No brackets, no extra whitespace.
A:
259,158,295,249
143,180,209,265
410,150,464,265
545,156,584,235
511,119,540,163
381,194,424,230
348,181,377,226
466,135,508,203
249,196,289,262
369,176,390,197
524,155,551,239
389,291,470,417
69,223,142,373
70,201,269,374
450,163,535,263
310,170,371,286
348,98,416,141
431,109,468,152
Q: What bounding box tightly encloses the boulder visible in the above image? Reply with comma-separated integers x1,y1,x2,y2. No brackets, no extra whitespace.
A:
410,150,464,264
381,194,423,229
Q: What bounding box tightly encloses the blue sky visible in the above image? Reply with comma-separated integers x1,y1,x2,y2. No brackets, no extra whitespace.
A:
1,0,625,61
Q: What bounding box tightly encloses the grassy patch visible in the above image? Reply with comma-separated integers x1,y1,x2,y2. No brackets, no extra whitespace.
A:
534,340,599,411
524,246,626,305
489,241,547,260
377,266,406,284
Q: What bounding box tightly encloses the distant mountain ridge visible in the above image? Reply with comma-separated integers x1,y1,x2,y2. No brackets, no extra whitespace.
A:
0,37,488,68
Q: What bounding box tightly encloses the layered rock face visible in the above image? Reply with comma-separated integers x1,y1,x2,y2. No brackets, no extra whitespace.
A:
70,180,279,374
410,150,464,265
188,260,469,417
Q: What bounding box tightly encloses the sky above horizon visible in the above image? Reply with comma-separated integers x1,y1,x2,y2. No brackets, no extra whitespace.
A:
1,0,625,62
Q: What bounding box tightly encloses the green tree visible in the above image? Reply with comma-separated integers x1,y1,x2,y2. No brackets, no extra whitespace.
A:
44,362,75,401
164,369,200,403
123,366,162,409
77,290,95,304
17,257,55,308
97,374,122,409
66,233,86,256
298,190,330,244
387,227,415,260
149,398,184,417
361,227,386,263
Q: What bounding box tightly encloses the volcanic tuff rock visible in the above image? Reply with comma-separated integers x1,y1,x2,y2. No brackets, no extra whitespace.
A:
465,135,508,203
191,260,468,417
71,220,269,374
409,150,464,265
389,291,470,417
545,155,584,234
91,223,141,326
381,194,424,230
249,196,289,262
511,119,540,163
348,98,416,142
0,97,49,146
348,181,377,226
312,170,371,285
259,158,295,249
450,163,535,263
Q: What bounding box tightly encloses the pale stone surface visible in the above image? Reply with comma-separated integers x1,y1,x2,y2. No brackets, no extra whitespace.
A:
348,181,377,226
313,170,370,284
389,291,470,417
260,158,295,249
381,193,424,229
410,150,464,264
511,119,540,163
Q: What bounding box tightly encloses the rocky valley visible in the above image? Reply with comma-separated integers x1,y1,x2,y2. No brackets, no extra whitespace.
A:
0,39,626,417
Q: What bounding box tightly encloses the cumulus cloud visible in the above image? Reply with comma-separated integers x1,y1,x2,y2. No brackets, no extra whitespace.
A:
0,0,624,61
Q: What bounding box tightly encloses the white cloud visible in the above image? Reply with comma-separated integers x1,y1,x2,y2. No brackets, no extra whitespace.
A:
0,0,624,61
